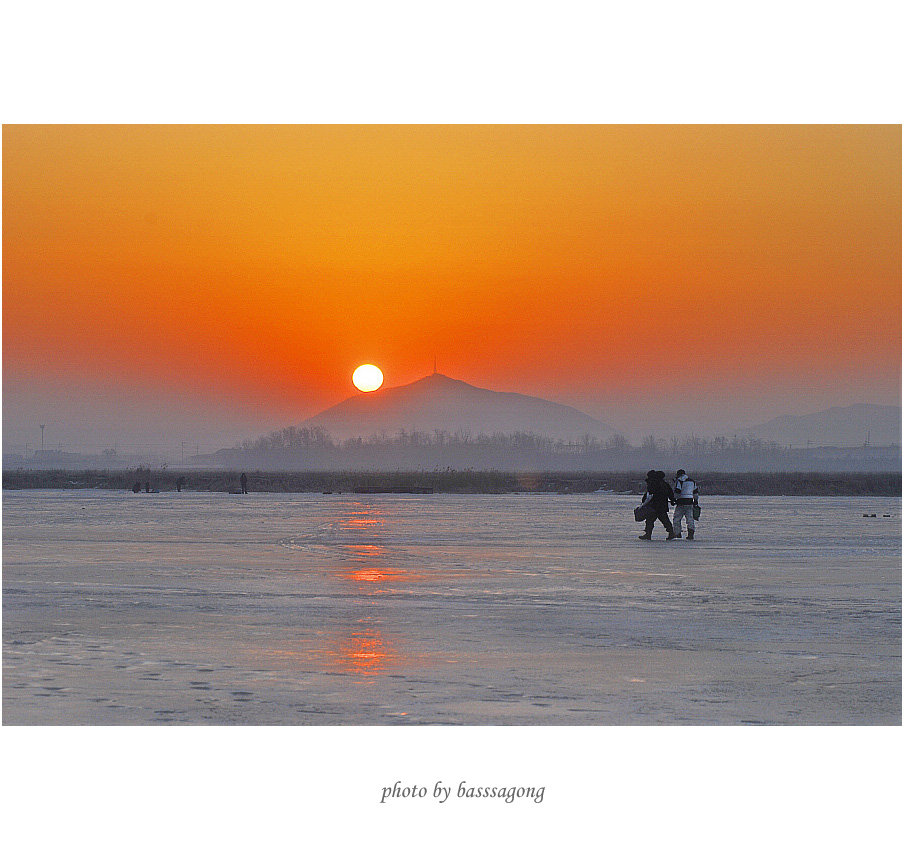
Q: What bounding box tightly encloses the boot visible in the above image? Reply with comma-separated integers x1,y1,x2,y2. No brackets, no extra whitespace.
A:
687,529,695,540
638,532,652,540
666,531,679,540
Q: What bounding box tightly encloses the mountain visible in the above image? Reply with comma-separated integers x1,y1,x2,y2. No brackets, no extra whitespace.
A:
303,373,618,442
738,403,901,447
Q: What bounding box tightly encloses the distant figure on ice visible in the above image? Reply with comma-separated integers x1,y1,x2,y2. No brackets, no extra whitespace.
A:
672,469,699,539
176,475,186,492
638,470,677,540
144,478,151,493
240,472,248,494
132,481,142,493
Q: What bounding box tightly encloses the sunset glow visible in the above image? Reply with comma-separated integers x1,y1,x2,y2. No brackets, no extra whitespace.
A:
3,125,899,451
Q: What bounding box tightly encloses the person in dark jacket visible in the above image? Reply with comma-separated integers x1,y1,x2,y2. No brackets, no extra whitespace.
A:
638,470,678,540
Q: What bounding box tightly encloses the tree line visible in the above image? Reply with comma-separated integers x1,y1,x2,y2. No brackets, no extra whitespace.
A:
213,427,898,473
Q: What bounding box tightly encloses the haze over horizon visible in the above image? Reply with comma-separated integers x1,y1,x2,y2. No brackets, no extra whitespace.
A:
3,125,900,457
4,370,900,461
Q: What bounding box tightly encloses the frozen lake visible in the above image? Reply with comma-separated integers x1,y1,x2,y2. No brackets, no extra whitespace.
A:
3,490,900,725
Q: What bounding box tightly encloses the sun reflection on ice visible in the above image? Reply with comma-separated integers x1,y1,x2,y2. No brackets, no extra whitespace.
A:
337,622,395,676
321,502,427,677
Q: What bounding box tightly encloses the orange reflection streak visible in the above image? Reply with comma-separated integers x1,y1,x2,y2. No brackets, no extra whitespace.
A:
252,506,426,678
347,544,387,561
342,507,385,532
345,516,383,529
340,544,421,588
326,503,419,675
337,624,395,676
346,566,415,586
334,504,421,587
254,627,401,678
351,568,393,583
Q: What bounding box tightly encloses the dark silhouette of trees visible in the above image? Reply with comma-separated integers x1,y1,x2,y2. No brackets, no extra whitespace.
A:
209,426,898,473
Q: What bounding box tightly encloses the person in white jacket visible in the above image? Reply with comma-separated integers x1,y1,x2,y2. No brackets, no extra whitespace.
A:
672,469,699,539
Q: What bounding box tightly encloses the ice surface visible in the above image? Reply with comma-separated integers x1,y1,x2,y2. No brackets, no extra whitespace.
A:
3,491,900,725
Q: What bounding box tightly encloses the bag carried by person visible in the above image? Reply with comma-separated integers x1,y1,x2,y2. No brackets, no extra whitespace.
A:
693,504,701,520
634,502,655,522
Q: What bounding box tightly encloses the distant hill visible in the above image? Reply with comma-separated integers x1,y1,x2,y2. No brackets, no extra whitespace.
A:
738,403,901,447
303,373,618,442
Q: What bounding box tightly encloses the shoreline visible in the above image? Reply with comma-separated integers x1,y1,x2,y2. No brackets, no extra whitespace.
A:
3,469,901,497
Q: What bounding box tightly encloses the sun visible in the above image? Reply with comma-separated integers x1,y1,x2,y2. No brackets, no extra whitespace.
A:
352,364,384,392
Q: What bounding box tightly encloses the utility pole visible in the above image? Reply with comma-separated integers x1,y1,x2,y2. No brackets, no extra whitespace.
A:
40,424,45,451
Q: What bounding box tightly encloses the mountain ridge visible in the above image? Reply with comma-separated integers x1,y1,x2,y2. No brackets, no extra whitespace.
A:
737,403,901,447
302,373,618,441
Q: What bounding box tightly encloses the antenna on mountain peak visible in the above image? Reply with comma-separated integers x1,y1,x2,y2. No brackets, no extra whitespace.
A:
433,355,437,375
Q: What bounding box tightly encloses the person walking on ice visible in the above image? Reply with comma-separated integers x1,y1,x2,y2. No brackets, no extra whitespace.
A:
638,470,678,540
672,469,699,539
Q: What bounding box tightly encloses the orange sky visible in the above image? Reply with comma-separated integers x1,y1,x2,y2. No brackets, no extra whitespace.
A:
3,125,901,451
